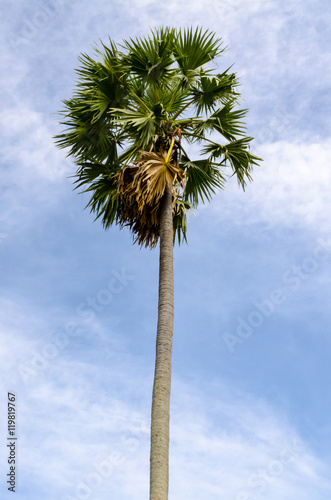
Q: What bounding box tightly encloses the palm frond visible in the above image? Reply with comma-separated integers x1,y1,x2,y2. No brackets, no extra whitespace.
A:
202,137,262,189
173,198,192,245
173,26,225,81
73,162,112,190
55,113,119,164
180,154,226,206
190,70,239,114
109,107,156,148
82,174,120,228
122,27,176,86
193,103,247,141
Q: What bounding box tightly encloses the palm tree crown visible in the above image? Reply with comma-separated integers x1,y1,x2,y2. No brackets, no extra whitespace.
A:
55,26,261,248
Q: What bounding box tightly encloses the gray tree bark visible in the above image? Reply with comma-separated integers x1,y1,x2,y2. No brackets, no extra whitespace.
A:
150,182,174,500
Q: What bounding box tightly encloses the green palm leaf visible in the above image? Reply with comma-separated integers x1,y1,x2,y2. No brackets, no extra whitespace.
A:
190,70,239,114
173,27,224,79
180,154,226,206
173,198,192,245
202,137,261,188
193,103,247,141
122,27,176,86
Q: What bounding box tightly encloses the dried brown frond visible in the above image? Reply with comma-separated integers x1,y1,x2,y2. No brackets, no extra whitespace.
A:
115,148,186,248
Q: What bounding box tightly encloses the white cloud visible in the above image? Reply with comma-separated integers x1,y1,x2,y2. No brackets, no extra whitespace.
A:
1,306,331,500
0,102,71,183
211,139,331,233
168,382,330,500
0,100,74,243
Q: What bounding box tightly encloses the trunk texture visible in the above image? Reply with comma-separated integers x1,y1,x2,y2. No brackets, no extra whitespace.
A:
150,183,174,500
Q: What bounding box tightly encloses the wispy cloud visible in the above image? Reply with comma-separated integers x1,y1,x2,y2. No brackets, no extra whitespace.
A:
2,343,331,500
212,139,331,232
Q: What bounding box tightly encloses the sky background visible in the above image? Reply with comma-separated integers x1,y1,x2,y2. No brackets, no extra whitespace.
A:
0,0,331,499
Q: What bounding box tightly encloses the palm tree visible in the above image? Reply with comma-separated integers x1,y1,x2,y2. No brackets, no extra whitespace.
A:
55,26,261,500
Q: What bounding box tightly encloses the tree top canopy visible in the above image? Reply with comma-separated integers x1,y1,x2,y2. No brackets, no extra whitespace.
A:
55,26,262,248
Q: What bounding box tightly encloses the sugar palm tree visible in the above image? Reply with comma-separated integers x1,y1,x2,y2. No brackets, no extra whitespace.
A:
55,26,261,500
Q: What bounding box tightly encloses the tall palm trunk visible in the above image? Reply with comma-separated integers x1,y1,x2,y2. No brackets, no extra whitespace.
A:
150,182,174,500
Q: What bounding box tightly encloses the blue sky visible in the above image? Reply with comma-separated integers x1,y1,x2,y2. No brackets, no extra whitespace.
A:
0,0,331,499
